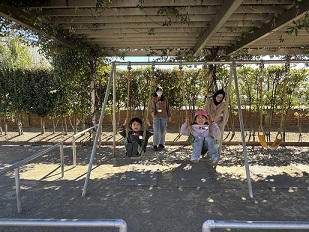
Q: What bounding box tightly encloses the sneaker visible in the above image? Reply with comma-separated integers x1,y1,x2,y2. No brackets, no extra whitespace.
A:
158,144,165,149
153,145,158,151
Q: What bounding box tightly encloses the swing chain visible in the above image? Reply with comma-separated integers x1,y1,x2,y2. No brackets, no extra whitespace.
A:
127,62,132,72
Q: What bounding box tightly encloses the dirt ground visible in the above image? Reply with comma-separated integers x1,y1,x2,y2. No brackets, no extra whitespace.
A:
0,127,309,232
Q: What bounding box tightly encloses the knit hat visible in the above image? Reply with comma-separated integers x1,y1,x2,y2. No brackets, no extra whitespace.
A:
194,110,207,118
129,117,143,127
213,89,225,105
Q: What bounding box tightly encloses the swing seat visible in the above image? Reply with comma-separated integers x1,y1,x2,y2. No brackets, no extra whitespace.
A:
258,134,269,149
188,134,208,156
258,133,282,150
269,133,282,150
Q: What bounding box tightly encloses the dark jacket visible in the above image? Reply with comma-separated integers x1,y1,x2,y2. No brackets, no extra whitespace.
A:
118,125,154,150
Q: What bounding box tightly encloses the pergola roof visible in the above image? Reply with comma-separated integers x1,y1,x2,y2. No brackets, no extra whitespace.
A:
1,0,308,57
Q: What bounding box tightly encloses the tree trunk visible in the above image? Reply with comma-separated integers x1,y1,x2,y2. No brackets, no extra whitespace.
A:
62,116,68,135
52,117,56,133
16,113,23,135
40,116,45,134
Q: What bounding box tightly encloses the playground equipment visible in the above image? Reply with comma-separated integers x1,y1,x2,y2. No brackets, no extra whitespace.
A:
81,59,309,199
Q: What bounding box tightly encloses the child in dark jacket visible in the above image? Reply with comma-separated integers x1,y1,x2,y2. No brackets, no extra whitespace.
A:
180,110,220,165
119,117,154,157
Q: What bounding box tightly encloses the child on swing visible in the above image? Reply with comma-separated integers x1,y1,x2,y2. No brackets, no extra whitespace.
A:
119,117,154,157
180,110,220,165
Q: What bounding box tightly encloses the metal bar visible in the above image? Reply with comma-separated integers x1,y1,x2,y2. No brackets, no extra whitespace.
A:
14,167,22,213
73,125,97,138
203,220,309,232
114,59,309,66
113,61,117,156
82,62,114,197
0,219,127,232
72,136,76,167
60,143,64,178
1,143,65,213
0,142,63,176
232,61,253,199
98,141,309,147
72,125,98,167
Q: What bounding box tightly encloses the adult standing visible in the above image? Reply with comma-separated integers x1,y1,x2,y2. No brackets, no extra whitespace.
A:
151,86,172,150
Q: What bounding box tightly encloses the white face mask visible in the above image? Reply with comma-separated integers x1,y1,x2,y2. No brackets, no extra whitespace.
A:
156,92,162,97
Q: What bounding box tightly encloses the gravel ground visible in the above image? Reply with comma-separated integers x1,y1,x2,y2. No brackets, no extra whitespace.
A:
0,127,309,232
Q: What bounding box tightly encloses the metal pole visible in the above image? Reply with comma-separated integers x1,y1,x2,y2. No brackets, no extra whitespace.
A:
0,218,127,232
232,61,253,198
203,220,309,231
14,167,22,213
60,142,64,178
114,59,309,66
82,62,114,197
112,62,117,156
72,136,76,167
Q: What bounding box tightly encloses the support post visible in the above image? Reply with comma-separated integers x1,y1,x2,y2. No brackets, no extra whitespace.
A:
232,61,253,198
14,167,22,213
112,63,117,156
82,62,114,197
60,143,64,178
72,136,76,167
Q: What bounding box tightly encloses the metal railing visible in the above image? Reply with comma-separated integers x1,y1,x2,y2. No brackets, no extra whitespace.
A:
202,220,309,232
0,218,127,232
72,124,98,167
0,142,64,213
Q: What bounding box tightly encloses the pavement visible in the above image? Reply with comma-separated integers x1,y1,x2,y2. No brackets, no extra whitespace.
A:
0,128,309,232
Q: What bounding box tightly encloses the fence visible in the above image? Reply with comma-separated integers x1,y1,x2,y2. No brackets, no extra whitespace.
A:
0,142,64,213
202,220,309,232
0,218,127,232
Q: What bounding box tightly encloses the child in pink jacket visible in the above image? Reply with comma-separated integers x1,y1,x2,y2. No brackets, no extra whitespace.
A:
181,110,220,165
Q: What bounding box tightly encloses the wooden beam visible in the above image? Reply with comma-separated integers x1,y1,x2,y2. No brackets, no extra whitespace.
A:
226,0,309,55
0,3,73,47
193,0,243,56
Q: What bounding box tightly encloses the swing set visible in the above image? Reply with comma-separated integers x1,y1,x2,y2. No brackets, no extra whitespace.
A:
258,62,288,150
82,59,309,199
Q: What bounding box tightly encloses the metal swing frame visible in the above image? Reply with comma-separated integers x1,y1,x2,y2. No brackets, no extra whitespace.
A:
82,59,309,199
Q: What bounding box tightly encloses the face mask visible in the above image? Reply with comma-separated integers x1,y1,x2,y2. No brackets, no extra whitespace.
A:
156,92,162,97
